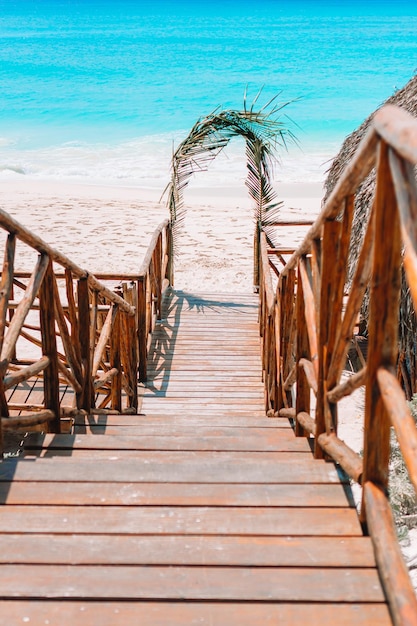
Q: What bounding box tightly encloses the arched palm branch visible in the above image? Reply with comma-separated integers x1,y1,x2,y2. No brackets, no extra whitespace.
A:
164,92,297,286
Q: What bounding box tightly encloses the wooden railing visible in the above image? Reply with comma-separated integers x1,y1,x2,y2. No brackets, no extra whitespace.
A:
259,104,417,624
137,218,173,382
0,212,172,451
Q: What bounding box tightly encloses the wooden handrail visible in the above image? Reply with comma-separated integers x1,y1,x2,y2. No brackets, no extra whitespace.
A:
0,212,173,446
0,208,135,316
137,220,172,382
257,104,417,622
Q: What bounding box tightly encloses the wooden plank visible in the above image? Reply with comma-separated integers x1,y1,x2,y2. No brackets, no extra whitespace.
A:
29,449,312,460
3,449,325,464
143,381,263,388
146,355,262,361
0,457,345,483
23,432,312,453
0,601,393,626
142,387,265,394
72,415,285,427
0,535,375,567
74,423,291,435
0,565,385,601
74,421,289,432
141,400,264,406
0,481,352,507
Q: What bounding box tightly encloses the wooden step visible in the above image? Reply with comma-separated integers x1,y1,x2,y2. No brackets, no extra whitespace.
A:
3,290,389,623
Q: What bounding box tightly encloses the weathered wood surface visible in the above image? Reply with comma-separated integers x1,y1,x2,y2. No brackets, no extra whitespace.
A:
0,602,392,626
2,291,390,624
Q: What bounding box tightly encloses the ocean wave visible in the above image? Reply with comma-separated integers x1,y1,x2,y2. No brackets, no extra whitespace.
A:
0,133,338,188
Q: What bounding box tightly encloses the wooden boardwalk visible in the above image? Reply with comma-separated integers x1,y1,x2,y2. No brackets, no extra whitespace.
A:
0,291,391,624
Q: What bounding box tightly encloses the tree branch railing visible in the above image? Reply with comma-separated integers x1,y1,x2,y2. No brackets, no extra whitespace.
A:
0,213,172,451
258,104,417,624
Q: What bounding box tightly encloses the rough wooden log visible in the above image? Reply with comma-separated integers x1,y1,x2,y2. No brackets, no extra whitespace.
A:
377,366,417,498
77,278,93,412
1,253,49,366
277,408,296,418
298,358,318,394
316,220,341,452
280,269,296,409
298,258,318,374
0,208,135,315
138,220,170,277
39,260,61,434
137,277,147,382
364,481,417,626
92,305,116,377
389,148,417,313
110,307,122,412
121,284,138,410
3,356,50,390
7,404,45,412
296,411,316,436
93,367,118,390
280,126,378,276
2,410,55,430
283,364,296,391
260,233,275,313
374,105,417,168
295,266,311,437
65,270,82,366
361,140,402,523
317,432,363,484
327,196,355,365
52,273,83,387
327,368,367,404
328,204,375,388
268,220,315,227
57,360,83,394
0,233,16,355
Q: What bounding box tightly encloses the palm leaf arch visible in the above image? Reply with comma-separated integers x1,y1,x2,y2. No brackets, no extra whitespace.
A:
164,92,296,287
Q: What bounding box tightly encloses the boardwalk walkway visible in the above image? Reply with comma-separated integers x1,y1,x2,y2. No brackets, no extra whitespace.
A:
0,291,391,624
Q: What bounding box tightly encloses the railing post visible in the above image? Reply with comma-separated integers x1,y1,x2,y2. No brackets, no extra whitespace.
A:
39,258,61,433
295,261,310,436
166,222,174,287
315,220,341,458
279,270,296,409
253,222,261,290
110,306,122,412
137,276,147,383
361,140,402,525
77,277,93,412
155,234,162,320
121,283,138,411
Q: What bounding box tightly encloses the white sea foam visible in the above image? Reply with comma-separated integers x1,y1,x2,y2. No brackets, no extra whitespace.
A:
0,132,338,189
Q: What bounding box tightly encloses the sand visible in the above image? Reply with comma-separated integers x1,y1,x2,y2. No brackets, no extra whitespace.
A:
0,178,322,291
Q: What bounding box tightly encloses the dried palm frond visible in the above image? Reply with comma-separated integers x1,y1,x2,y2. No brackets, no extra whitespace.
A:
163,92,297,284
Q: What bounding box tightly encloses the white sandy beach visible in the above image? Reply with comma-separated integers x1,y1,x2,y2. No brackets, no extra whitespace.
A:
0,178,323,291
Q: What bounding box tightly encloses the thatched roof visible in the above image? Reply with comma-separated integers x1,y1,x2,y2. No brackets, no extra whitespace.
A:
324,74,417,199
323,74,417,397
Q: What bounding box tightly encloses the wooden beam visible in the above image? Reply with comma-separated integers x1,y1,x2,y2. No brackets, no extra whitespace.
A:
364,481,417,625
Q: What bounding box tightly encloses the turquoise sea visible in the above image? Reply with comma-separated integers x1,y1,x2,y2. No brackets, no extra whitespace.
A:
1,0,417,186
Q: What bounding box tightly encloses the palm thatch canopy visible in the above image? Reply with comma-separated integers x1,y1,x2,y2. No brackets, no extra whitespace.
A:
324,74,417,397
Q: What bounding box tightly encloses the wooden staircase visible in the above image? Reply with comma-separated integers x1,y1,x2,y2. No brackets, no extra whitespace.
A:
0,291,391,624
